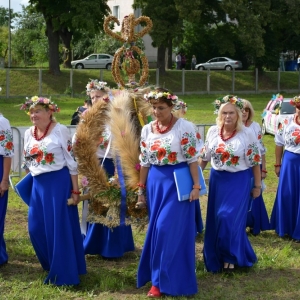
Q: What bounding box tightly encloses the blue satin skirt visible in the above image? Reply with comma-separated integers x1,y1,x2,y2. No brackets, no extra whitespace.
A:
83,158,135,257
137,162,198,296
28,167,86,285
0,155,8,265
246,166,270,235
204,168,257,273
270,151,300,239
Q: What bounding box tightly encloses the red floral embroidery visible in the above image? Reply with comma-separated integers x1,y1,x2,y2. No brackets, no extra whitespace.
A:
221,151,230,162
168,152,177,162
141,141,147,148
216,147,224,153
36,150,44,163
258,134,261,140
196,132,201,140
247,149,252,156
157,148,166,161
181,138,189,145
5,141,13,150
254,154,261,162
45,153,54,163
151,144,161,151
187,146,196,157
231,156,239,164
0,135,5,141
67,144,72,152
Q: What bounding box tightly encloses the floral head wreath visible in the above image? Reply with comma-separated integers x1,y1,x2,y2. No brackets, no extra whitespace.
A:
213,95,244,114
289,95,300,106
86,79,108,93
20,96,60,115
144,90,182,110
174,100,188,112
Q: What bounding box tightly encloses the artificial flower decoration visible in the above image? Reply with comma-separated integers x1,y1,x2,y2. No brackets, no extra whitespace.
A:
86,79,108,93
213,95,244,114
20,96,60,115
289,95,300,106
271,93,283,101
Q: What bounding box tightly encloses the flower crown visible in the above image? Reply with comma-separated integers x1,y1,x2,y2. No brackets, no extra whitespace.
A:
86,79,108,93
289,95,300,106
213,95,244,114
144,91,178,104
174,100,188,111
20,96,60,115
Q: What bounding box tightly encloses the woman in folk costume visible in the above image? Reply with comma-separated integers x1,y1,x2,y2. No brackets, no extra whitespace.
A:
0,113,14,267
136,88,202,297
21,96,86,285
241,99,270,235
270,95,300,241
76,79,134,257
199,95,261,273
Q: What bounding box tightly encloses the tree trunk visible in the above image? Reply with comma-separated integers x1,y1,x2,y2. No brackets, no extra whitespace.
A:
59,27,73,68
167,39,173,69
157,45,166,76
45,19,61,75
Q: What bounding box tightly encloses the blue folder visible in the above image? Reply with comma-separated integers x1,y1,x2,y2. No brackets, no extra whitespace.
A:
173,165,207,201
15,173,33,206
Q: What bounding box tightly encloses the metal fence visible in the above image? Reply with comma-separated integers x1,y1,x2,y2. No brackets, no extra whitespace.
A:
1,68,300,99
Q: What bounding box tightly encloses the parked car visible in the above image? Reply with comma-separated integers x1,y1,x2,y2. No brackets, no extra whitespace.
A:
71,53,114,70
261,95,295,135
195,57,243,71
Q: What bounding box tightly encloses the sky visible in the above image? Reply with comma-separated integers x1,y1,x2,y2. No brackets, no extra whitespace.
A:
2,0,29,13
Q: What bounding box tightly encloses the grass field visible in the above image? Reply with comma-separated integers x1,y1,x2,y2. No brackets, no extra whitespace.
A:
1,93,300,299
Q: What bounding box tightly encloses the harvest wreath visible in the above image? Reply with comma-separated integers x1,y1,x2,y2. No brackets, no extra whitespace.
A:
73,88,152,228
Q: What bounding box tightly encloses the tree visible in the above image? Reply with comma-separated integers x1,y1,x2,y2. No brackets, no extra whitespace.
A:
28,0,110,75
13,7,47,66
134,0,183,73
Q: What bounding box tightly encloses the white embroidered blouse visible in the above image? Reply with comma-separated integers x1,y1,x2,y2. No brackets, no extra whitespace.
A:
0,115,14,157
200,125,261,172
139,118,202,167
22,123,77,176
275,115,300,153
248,121,266,156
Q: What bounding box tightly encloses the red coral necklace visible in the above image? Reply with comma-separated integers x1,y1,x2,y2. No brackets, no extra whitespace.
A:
156,114,173,134
34,120,52,141
219,125,236,142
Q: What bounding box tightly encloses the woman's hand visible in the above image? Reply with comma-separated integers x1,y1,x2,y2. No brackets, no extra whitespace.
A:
261,171,267,180
275,166,281,177
189,188,200,202
136,194,146,209
251,187,261,199
70,193,80,205
0,179,9,197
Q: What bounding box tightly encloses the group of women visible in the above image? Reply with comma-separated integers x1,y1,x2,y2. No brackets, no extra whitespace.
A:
1,86,300,297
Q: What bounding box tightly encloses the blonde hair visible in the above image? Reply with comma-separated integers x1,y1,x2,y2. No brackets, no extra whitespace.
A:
216,102,243,132
241,99,255,122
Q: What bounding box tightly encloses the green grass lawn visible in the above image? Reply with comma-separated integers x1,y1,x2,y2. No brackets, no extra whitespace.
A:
1,93,300,299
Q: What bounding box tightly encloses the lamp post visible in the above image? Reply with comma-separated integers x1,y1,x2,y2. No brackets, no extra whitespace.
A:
8,0,11,68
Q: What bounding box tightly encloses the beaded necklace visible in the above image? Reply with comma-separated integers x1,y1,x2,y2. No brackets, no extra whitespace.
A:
219,125,236,142
33,120,52,141
156,114,173,134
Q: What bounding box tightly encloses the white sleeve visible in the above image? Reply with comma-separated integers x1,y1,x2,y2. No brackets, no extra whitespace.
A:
57,124,78,175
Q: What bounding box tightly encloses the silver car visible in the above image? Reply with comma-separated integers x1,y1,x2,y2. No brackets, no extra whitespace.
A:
71,53,114,70
195,57,243,71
